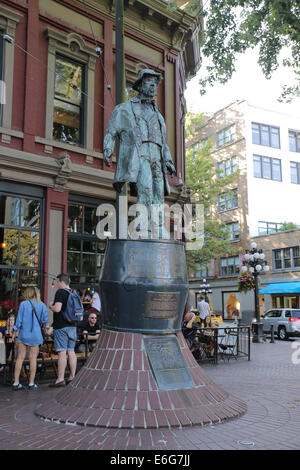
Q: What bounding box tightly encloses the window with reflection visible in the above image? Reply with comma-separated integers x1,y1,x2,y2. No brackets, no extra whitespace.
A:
225,222,239,241
273,246,300,270
217,156,237,179
289,131,300,153
220,256,240,276
253,155,282,181
290,161,300,184
252,122,280,148
53,56,85,145
216,124,236,148
68,203,97,235
258,221,282,235
218,189,238,212
67,198,109,288
0,190,43,320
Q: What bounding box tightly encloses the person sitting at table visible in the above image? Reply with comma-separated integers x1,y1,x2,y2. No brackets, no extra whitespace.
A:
201,315,215,357
0,314,23,376
2,313,17,362
80,288,91,311
82,288,101,311
182,311,201,352
89,289,101,314
77,312,101,353
82,289,102,324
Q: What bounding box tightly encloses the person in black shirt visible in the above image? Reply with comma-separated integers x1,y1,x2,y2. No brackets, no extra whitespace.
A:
78,312,100,353
48,273,77,387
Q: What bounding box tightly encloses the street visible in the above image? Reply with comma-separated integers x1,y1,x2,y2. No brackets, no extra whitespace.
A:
0,338,299,451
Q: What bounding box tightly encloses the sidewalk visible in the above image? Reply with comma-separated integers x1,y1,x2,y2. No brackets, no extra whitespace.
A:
0,338,299,450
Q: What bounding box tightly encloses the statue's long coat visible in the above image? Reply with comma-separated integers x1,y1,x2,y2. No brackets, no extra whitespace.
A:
103,96,173,196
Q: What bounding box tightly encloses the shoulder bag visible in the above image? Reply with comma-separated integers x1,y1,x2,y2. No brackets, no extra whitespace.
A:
30,301,47,341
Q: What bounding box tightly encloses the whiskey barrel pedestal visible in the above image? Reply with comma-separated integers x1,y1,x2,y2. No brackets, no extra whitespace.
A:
35,239,247,428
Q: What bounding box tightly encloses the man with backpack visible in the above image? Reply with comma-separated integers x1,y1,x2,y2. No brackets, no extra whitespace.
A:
49,273,83,387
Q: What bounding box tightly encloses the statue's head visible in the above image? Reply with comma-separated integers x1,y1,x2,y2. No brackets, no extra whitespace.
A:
132,68,161,97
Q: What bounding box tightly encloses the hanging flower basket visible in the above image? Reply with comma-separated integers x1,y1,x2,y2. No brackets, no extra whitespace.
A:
238,274,256,293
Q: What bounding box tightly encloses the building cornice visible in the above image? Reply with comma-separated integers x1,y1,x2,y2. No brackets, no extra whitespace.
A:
0,145,183,200
79,0,202,76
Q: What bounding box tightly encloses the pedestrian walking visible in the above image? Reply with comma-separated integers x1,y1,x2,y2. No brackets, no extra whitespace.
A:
12,287,48,390
49,273,77,387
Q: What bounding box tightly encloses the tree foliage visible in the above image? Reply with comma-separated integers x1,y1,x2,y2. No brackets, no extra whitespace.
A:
278,221,299,231
170,0,300,101
3,229,38,266
185,112,239,268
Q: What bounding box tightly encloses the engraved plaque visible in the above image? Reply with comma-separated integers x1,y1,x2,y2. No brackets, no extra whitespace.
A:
144,291,180,319
144,336,195,390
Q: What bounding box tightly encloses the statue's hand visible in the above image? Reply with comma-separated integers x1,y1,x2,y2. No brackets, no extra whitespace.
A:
103,150,111,167
166,161,176,176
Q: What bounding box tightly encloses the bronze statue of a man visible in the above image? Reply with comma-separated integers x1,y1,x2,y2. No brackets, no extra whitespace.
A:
103,69,176,209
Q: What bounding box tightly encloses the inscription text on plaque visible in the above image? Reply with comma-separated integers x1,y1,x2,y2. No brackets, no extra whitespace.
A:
144,291,180,319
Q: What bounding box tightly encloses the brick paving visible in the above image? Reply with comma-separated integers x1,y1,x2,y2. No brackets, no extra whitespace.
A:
34,330,246,429
0,338,300,450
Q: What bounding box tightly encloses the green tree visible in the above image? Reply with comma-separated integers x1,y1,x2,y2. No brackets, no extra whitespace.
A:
169,0,300,101
278,221,299,231
185,112,239,269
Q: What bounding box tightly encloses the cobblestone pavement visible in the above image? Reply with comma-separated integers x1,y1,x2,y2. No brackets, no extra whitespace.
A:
0,338,299,451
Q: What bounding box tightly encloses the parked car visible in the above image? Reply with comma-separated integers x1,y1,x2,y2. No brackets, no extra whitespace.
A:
262,309,300,340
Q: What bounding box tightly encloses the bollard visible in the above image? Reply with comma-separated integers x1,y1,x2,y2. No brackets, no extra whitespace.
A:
270,324,275,343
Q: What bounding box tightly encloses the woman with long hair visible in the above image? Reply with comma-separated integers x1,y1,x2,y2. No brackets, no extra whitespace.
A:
12,287,48,390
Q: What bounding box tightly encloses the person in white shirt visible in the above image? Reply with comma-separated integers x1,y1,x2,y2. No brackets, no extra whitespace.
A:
197,296,210,323
91,291,101,312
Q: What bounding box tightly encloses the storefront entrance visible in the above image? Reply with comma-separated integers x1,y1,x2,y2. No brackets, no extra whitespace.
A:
0,182,44,321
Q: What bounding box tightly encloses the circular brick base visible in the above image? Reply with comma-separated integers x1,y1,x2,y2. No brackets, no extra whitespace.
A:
35,330,247,428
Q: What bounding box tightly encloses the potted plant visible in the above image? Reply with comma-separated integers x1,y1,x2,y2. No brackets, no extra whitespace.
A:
238,274,256,293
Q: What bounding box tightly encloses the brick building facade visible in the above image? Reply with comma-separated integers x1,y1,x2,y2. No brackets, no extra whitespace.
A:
0,0,202,322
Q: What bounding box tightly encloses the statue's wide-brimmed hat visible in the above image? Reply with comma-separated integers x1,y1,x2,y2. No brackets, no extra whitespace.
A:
132,69,162,91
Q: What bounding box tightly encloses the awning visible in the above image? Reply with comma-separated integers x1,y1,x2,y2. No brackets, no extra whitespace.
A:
259,282,300,294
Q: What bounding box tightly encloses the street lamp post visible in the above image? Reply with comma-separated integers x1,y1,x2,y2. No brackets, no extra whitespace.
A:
241,242,270,343
195,278,212,307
